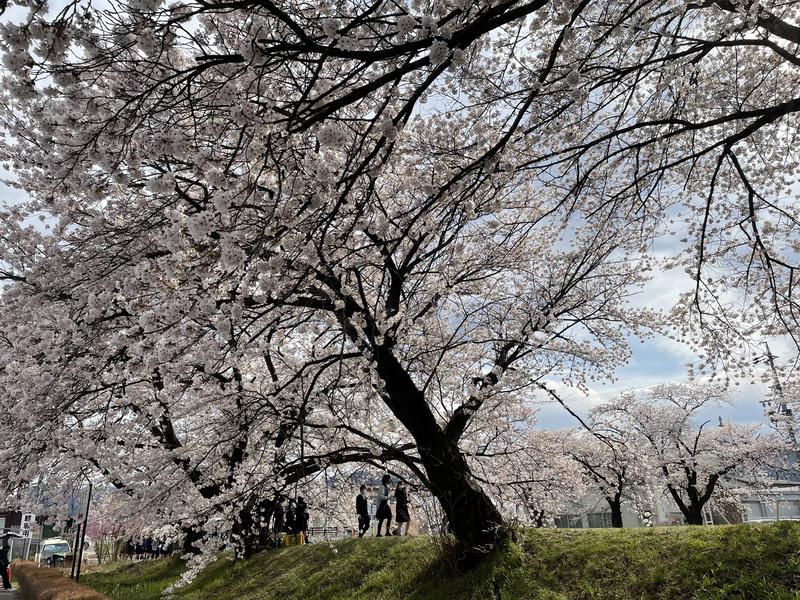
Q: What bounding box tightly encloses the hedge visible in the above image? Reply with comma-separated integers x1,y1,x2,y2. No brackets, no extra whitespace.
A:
12,561,111,600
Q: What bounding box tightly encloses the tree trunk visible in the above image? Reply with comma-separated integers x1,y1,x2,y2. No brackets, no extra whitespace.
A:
376,350,506,567
234,497,277,558
684,506,704,525
665,482,705,526
681,474,720,525
607,496,623,528
420,434,506,565
532,509,546,528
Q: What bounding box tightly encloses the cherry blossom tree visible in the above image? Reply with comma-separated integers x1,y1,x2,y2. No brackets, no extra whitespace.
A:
503,429,588,528
1,0,799,563
564,427,652,528
594,382,788,525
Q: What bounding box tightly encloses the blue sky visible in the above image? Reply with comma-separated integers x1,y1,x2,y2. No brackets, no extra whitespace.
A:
533,330,772,428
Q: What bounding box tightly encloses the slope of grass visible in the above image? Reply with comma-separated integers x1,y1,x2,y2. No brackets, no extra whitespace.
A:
81,557,185,600
83,522,800,600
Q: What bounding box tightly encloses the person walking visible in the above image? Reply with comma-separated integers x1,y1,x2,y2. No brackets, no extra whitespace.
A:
355,485,370,537
0,544,11,590
393,482,411,536
273,494,286,547
375,474,392,537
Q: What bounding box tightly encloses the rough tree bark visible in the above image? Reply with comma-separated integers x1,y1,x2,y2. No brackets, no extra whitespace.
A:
606,495,623,528
376,347,506,566
665,471,720,526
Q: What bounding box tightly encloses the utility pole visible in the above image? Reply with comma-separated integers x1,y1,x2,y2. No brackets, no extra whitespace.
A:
75,481,92,583
70,522,81,579
760,342,797,447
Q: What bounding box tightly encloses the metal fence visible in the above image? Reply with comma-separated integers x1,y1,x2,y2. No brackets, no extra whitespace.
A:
306,526,353,540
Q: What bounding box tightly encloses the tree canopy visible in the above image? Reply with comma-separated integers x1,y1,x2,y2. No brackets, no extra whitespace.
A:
0,0,798,564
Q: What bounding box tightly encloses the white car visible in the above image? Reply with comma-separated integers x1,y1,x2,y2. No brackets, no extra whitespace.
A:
36,538,72,567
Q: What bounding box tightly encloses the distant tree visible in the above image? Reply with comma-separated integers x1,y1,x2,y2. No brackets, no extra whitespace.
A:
595,383,787,525
481,428,587,528
565,427,652,528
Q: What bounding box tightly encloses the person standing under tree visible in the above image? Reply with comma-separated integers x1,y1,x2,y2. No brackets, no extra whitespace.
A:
0,545,11,590
393,481,411,536
284,498,297,534
375,474,392,537
273,494,286,546
296,496,309,543
356,485,370,537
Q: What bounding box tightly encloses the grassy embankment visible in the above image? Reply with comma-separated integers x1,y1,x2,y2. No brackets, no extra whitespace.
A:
82,522,800,600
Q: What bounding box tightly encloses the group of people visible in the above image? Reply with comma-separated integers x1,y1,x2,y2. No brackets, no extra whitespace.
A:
273,495,310,544
356,475,411,538
122,537,171,560
267,476,410,545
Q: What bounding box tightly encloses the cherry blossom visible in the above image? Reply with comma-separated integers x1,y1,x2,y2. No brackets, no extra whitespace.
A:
0,0,798,567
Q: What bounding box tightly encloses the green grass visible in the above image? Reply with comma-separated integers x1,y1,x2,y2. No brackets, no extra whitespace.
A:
82,557,185,599
82,522,800,600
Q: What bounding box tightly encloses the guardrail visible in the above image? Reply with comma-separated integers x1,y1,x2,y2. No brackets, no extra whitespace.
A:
744,516,800,523
306,526,353,540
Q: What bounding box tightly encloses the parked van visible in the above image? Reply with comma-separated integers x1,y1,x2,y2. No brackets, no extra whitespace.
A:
36,538,72,567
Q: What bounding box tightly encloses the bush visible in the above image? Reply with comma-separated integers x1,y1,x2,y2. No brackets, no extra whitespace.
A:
13,561,112,600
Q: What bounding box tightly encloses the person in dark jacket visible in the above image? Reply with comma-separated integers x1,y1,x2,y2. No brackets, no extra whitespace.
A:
0,545,11,589
285,498,297,534
295,496,310,542
356,484,370,537
273,494,286,546
393,482,411,536
375,474,392,537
